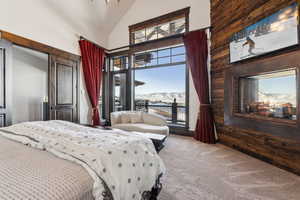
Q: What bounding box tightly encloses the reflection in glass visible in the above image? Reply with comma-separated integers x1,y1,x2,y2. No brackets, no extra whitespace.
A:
133,45,185,68
172,46,186,55
111,56,128,71
239,70,297,120
172,55,186,63
171,18,186,34
134,29,146,43
158,48,171,57
157,23,170,38
158,57,171,65
146,27,157,41
113,73,126,111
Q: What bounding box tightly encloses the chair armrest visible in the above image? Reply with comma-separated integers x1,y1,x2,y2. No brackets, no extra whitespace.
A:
142,113,168,126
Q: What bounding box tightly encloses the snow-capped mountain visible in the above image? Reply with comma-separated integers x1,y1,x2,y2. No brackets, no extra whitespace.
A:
258,92,296,106
135,92,185,103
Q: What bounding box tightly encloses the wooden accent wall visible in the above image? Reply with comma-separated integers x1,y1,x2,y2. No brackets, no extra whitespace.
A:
211,0,300,175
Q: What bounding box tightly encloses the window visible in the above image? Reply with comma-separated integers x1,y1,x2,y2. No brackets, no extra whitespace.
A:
110,55,128,71
102,8,190,129
134,46,186,68
131,18,186,44
133,45,187,126
129,7,189,45
239,69,297,120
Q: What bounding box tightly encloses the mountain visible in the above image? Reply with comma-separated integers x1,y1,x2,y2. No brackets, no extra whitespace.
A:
135,92,185,104
258,92,296,106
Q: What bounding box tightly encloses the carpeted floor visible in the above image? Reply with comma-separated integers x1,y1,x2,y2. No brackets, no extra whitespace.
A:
159,135,300,200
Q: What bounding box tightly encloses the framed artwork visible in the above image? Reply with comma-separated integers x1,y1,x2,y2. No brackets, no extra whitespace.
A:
230,3,299,63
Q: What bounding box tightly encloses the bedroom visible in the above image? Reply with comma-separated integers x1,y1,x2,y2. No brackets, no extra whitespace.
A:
0,0,300,200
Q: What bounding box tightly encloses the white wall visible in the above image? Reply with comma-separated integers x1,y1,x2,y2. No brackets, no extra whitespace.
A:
0,0,113,124
11,45,48,124
0,0,108,54
108,0,211,130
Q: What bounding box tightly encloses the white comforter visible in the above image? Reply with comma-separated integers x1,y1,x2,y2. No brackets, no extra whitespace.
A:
0,121,166,200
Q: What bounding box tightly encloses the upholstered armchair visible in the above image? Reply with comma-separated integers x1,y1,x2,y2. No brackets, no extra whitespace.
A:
110,111,169,136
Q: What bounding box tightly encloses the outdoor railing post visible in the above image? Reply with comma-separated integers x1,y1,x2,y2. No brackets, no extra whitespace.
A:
172,98,178,124
145,100,149,112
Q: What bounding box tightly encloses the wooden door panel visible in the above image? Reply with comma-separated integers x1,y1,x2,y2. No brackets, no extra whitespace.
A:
55,110,73,122
0,48,4,108
0,40,12,127
0,114,5,127
56,63,73,105
49,55,79,123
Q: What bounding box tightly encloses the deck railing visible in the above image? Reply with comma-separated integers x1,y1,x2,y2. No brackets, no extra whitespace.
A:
135,99,186,124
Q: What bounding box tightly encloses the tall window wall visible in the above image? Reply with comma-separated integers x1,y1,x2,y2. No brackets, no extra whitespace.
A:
104,7,190,128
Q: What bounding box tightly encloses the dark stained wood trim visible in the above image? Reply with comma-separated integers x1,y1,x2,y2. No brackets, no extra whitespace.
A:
0,30,81,62
128,7,190,32
224,50,300,141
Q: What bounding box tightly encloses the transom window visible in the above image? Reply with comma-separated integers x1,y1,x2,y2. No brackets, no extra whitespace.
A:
132,18,186,44
129,7,189,45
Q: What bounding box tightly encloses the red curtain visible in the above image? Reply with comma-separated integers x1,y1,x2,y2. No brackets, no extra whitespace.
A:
79,40,105,126
183,30,216,144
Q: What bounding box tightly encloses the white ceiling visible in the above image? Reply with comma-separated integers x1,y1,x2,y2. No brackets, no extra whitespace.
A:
40,0,136,38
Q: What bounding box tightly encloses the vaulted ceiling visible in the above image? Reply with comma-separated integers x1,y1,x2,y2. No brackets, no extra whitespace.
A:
46,0,135,33
40,0,136,38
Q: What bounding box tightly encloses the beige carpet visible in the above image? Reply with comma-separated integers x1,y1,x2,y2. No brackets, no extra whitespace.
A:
159,135,300,200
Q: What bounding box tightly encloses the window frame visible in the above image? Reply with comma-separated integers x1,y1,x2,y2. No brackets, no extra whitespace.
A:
103,8,191,131
129,7,190,45
132,45,188,126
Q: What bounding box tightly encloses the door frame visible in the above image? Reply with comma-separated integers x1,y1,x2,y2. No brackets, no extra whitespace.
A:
109,70,129,113
0,40,12,126
49,55,80,122
0,30,81,124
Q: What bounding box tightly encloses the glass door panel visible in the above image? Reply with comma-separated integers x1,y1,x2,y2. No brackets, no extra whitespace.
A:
113,73,127,112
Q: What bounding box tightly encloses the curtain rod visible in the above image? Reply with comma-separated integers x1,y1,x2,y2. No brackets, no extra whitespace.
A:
80,25,212,53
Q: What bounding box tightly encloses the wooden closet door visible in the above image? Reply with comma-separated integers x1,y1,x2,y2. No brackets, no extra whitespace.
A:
49,55,79,123
0,41,12,127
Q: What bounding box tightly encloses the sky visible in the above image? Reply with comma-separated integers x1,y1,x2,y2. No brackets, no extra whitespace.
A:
134,64,186,95
259,75,296,95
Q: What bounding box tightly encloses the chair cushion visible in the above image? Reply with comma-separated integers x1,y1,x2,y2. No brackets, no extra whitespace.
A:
128,112,143,123
112,123,169,136
142,113,167,126
120,113,131,124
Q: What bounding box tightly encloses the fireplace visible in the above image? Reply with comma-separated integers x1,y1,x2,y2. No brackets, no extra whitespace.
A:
225,51,300,140
238,69,297,121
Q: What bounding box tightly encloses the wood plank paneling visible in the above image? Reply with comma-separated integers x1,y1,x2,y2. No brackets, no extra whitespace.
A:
211,0,300,175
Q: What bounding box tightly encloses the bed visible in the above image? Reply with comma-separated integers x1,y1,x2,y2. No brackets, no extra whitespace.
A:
0,120,166,200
